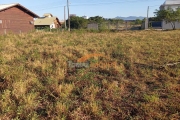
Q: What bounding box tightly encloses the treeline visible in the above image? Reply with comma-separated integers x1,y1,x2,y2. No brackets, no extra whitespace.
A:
64,16,143,29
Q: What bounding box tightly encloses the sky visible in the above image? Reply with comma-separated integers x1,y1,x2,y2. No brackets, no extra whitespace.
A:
0,0,165,20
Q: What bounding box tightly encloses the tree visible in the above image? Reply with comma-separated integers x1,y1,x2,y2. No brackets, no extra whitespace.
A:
88,16,105,24
108,18,124,24
154,7,180,30
66,16,88,29
134,19,143,25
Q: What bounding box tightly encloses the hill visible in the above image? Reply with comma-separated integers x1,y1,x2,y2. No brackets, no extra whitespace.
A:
115,16,145,20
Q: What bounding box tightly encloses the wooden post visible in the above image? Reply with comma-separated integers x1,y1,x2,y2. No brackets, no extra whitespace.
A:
108,21,110,30
97,24,99,30
126,21,128,31
116,21,119,30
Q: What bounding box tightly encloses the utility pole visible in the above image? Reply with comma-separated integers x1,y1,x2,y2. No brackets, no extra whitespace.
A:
147,6,149,29
64,6,66,30
67,0,70,31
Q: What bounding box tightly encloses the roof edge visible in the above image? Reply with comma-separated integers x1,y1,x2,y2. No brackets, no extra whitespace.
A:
162,4,180,6
0,3,39,18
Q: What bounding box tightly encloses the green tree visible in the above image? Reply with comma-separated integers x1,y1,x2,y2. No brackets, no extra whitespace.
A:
88,16,105,24
67,16,88,29
134,19,143,25
154,7,180,30
108,18,124,24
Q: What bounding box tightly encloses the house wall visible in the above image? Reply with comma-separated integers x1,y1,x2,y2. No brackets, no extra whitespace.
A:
165,5,180,10
142,20,180,30
161,5,180,10
54,19,61,28
0,6,34,34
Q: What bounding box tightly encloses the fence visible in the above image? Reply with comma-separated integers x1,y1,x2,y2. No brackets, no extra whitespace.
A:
142,20,180,30
87,23,99,30
87,21,141,31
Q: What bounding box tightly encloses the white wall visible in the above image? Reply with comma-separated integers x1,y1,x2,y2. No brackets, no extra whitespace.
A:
164,5,180,10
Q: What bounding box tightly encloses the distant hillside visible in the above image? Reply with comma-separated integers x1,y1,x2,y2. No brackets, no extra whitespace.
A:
115,16,145,20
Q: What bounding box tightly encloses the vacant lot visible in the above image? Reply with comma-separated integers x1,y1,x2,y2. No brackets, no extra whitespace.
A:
0,30,180,119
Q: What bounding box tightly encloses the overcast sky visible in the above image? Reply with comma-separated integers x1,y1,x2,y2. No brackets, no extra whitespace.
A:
0,0,165,20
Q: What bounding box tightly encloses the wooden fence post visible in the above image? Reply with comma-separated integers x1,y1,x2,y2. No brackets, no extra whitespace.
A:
108,21,110,30
116,21,119,30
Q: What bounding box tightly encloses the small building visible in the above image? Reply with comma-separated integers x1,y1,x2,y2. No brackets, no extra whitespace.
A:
34,13,61,29
142,0,180,30
70,14,76,17
160,0,180,10
82,15,89,19
0,3,39,34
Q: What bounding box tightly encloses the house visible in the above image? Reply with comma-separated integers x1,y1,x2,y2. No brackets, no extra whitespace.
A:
0,3,39,34
160,0,180,29
142,0,180,30
34,13,61,29
160,0,180,10
82,15,89,19
70,14,76,17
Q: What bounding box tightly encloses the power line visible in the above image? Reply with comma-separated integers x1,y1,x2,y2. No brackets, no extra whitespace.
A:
33,5,64,11
149,5,161,8
33,0,163,11
26,0,64,7
69,0,163,6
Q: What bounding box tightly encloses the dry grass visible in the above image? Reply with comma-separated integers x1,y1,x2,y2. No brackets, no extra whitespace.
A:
0,30,180,119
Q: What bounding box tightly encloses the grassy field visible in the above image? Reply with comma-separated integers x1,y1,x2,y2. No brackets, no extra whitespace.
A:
0,30,180,119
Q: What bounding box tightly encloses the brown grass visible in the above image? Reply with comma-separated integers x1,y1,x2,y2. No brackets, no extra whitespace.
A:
0,30,180,119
